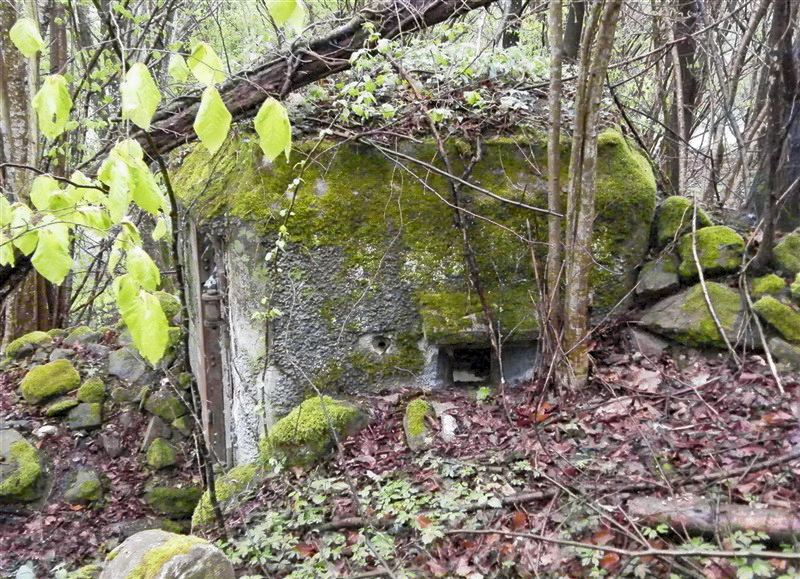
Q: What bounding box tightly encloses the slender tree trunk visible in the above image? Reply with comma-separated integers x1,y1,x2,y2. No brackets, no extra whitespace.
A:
501,0,523,47
542,0,564,384
561,0,623,391
563,0,585,62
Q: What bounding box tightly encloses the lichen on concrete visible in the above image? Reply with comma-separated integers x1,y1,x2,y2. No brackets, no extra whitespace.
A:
19,358,81,405
0,439,41,501
655,196,713,248
6,330,52,358
191,463,260,527
678,225,744,280
752,296,800,343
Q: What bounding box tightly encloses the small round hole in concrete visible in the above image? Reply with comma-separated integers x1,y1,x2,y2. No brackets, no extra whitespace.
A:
372,335,390,353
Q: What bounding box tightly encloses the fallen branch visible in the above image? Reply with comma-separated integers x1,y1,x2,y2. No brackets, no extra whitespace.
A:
628,494,800,543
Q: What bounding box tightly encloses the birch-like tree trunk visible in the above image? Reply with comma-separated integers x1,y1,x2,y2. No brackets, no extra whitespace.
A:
560,0,623,391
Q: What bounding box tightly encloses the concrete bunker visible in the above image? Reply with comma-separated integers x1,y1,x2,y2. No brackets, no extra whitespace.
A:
172,132,656,464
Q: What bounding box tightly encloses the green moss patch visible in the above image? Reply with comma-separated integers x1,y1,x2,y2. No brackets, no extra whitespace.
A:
146,438,177,469
192,463,260,527
791,273,800,301
19,359,81,405
678,226,744,280
46,397,79,416
77,376,106,403
6,331,52,358
655,196,713,248
259,396,365,465
155,291,182,320
128,534,206,579
403,398,432,450
0,439,41,501
750,274,785,299
145,486,203,518
774,231,800,275
752,296,800,343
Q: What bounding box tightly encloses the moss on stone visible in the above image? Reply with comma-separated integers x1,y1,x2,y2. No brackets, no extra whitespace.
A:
774,231,800,275
191,463,260,527
791,273,800,301
145,486,203,517
0,439,41,500
6,331,52,358
259,396,364,465
752,296,800,343
146,438,177,469
64,470,104,504
19,359,81,405
656,196,713,247
678,225,744,280
678,282,743,348
77,376,106,403
403,398,432,450
128,534,206,579
166,326,182,351
64,325,102,345
46,397,79,416
155,291,182,320
144,390,186,422
750,274,785,299
47,328,68,338
66,564,103,579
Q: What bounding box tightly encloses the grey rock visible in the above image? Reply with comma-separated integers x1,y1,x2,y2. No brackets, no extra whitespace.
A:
144,389,187,422
108,348,147,383
49,348,75,361
101,432,123,458
63,468,104,504
141,416,172,451
0,429,42,502
100,529,235,579
63,326,104,347
67,403,103,430
86,343,110,357
31,350,49,363
635,255,680,298
440,414,458,443
118,410,137,431
768,337,800,371
627,328,670,359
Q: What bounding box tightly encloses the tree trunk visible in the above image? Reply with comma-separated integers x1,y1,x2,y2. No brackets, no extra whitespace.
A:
563,0,584,62
501,0,524,48
561,0,623,391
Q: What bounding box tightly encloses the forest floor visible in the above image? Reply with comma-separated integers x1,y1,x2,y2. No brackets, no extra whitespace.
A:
1,321,799,578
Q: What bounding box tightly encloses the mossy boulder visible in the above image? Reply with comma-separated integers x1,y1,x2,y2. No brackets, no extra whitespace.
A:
144,389,187,422
19,359,81,405
0,430,42,502
640,282,749,348
191,463,261,527
66,564,103,579
792,273,800,301
63,325,103,346
67,403,103,430
156,291,182,321
46,397,79,416
678,226,745,280
403,398,432,450
46,328,68,339
635,255,680,298
77,376,107,403
752,296,800,343
63,469,104,505
750,274,785,299
100,529,235,579
147,438,177,469
258,396,365,465
774,230,800,275
145,486,203,518
655,196,713,247
6,330,52,358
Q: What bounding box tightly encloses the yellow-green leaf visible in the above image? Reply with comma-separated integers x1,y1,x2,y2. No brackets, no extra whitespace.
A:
115,275,168,365
254,97,292,162
194,87,231,155
31,218,72,284
126,246,160,291
32,75,73,140
120,62,162,131
10,204,38,255
152,216,169,241
30,175,60,210
187,42,225,86
267,0,306,32
0,234,15,267
168,54,190,83
9,18,44,58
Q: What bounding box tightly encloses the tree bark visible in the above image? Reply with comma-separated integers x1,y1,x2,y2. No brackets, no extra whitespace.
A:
563,0,584,62
561,0,623,391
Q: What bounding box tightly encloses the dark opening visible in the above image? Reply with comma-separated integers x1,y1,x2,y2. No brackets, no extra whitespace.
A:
371,335,390,353
449,347,491,385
